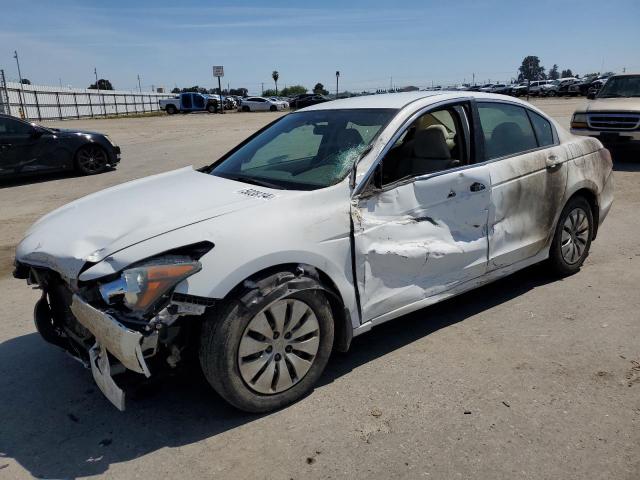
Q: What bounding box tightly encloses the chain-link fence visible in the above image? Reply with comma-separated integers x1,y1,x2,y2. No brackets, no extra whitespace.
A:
0,73,173,121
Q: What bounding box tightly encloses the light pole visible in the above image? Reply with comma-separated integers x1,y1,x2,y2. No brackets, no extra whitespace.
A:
13,50,26,118
336,71,340,98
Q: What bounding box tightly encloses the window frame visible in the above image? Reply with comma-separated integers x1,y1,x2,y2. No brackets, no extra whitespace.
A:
475,99,559,163
353,98,560,198
354,98,479,196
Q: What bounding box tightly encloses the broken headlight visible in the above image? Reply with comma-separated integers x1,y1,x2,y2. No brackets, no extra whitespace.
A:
99,257,201,313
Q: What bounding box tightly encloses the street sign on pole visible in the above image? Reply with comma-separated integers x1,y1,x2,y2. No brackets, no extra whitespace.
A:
213,66,224,113
212,66,224,78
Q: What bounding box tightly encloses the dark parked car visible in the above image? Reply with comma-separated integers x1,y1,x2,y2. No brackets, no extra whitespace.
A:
568,77,598,96
290,94,330,109
0,114,120,178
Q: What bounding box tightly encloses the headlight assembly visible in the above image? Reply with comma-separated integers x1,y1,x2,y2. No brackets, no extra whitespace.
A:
571,113,588,129
99,257,201,313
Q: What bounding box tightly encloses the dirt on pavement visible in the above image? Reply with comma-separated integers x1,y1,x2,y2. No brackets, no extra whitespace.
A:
0,99,638,479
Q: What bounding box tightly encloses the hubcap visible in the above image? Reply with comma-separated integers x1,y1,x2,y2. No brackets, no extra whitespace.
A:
561,207,589,264
237,298,320,395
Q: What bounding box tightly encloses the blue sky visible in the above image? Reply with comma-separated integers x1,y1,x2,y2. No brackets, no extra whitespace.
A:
1,0,639,94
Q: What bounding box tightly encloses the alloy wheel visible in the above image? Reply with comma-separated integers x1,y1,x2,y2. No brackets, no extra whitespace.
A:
561,207,590,264
77,146,107,174
237,298,320,394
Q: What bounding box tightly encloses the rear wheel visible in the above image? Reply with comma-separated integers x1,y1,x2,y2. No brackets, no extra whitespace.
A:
75,144,109,175
548,196,593,276
269,105,277,112
166,104,177,115
199,272,334,412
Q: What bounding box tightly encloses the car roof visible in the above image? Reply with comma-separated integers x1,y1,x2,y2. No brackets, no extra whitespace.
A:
302,91,534,111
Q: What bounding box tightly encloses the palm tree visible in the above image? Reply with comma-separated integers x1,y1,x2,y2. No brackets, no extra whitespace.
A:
272,70,279,96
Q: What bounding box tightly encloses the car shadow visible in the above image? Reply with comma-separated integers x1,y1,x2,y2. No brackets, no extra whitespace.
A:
0,264,555,478
0,168,116,189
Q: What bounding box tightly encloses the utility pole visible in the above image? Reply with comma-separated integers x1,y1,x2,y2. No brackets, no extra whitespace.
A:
261,82,264,95
137,74,142,93
472,72,475,85
336,71,340,98
13,50,26,118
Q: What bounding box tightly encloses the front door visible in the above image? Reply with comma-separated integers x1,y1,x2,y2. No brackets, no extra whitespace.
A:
353,102,491,322
0,116,41,176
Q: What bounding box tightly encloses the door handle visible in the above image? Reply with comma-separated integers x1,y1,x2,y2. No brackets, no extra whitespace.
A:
546,155,561,171
469,182,486,192
447,189,456,198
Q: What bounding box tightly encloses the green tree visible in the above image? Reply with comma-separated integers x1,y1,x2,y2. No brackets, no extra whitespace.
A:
313,82,329,95
549,64,559,80
517,56,545,82
281,85,307,96
262,89,278,97
88,79,114,90
272,70,279,95
560,69,573,78
171,87,180,94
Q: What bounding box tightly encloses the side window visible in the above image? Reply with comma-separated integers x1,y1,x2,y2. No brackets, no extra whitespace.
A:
477,103,538,160
528,110,554,147
193,94,205,108
382,105,468,185
0,117,32,135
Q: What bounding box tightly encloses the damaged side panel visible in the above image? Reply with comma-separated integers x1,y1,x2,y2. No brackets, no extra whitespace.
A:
353,167,492,322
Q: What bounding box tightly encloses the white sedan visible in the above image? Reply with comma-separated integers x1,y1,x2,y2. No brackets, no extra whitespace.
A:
238,96,287,112
15,91,613,412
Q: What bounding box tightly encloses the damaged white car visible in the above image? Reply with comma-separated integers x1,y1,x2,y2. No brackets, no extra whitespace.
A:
14,92,614,412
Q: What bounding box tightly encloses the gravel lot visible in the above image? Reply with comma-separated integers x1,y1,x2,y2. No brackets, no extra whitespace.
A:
0,98,638,479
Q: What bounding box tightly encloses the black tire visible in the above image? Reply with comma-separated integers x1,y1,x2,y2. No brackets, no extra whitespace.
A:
207,103,217,113
269,105,277,112
166,104,177,115
75,144,109,175
199,272,335,413
242,106,250,112
548,195,594,276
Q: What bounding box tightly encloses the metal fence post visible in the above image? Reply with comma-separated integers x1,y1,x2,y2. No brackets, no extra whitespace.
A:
73,92,80,118
34,90,42,120
55,92,62,120
114,93,118,115
142,94,146,113
88,93,94,117
101,93,106,117
124,93,129,114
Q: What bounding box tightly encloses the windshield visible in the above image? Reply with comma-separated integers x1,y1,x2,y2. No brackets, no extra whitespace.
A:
211,108,397,190
598,76,640,98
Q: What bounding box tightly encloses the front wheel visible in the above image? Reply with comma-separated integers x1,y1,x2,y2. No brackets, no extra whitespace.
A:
207,103,217,113
199,273,334,412
269,105,277,112
75,144,109,175
242,106,250,112
548,196,593,276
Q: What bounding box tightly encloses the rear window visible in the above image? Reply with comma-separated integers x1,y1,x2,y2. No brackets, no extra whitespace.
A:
477,103,538,160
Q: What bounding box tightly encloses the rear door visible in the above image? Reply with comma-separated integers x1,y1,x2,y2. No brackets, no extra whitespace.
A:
181,93,193,111
353,101,492,321
476,101,568,269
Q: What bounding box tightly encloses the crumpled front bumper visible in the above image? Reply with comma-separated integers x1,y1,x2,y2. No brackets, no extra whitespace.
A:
69,294,155,410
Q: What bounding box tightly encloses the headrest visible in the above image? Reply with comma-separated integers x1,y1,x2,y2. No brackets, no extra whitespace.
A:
413,128,451,159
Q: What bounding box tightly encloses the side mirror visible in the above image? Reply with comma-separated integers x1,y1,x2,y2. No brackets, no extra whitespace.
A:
587,92,596,100
31,127,44,138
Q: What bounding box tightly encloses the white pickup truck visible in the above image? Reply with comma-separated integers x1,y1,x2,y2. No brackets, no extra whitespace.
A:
571,73,640,148
159,92,219,114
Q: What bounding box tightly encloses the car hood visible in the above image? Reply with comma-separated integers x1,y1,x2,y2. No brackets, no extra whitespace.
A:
15,167,281,280
584,97,640,112
49,127,105,137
